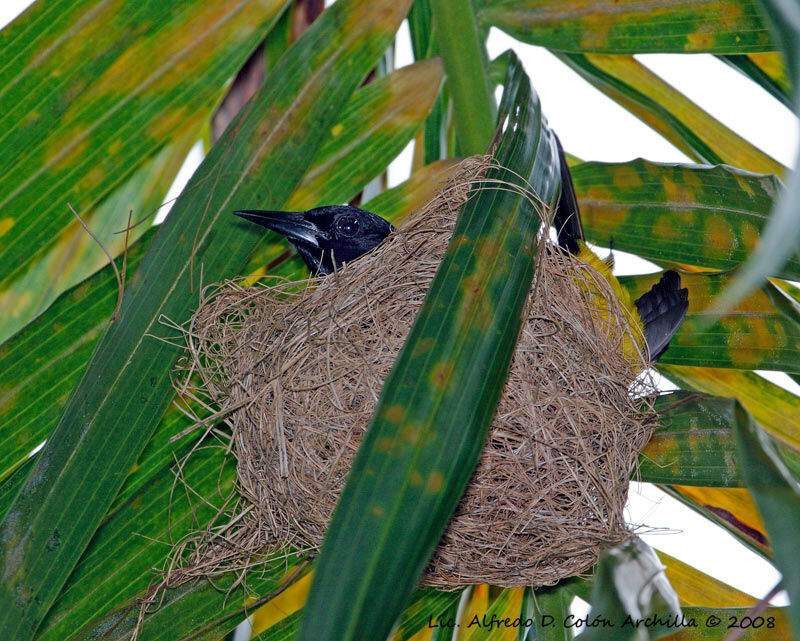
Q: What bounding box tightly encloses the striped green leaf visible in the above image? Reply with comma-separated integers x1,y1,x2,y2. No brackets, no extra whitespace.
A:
0,227,154,482
707,0,800,320
261,612,306,641
479,0,773,54
0,0,410,637
532,585,572,641
0,48,440,492
572,160,795,278
429,600,461,641
756,0,800,88
299,52,561,641
518,588,535,641
288,57,445,209
408,0,435,60
395,589,463,640
4,396,280,641
558,53,785,176
640,392,742,487
0,457,31,520
0,406,250,641
0,0,288,290
68,565,306,641
248,589,461,641
64,550,457,641
430,0,495,155
733,401,800,638
720,52,793,108
0,125,199,344
621,271,800,372
772,277,800,306
463,588,525,641
407,0,453,165
37,436,251,641
660,366,800,468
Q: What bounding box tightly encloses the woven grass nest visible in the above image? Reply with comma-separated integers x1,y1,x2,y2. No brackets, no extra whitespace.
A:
169,156,657,591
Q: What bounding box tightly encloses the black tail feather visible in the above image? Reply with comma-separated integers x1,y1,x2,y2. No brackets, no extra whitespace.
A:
634,270,689,361
553,134,584,255
552,135,688,361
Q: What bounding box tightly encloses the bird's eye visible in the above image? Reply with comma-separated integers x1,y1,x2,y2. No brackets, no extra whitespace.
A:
335,215,359,237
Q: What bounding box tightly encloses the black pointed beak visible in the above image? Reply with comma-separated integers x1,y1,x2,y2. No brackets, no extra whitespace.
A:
234,210,324,248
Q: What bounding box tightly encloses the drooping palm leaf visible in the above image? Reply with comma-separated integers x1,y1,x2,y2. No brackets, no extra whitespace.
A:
0,0,289,289
430,0,495,155
0,0,411,636
640,392,742,487
708,0,800,314
572,160,793,278
558,53,784,175
478,0,774,54
734,401,800,637
299,52,561,641
0,82,452,638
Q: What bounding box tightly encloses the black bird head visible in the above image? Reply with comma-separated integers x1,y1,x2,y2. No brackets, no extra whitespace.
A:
234,204,394,275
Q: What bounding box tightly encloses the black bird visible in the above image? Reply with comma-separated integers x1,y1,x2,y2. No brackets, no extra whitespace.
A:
552,134,689,360
234,205,394,275
237,137,688,361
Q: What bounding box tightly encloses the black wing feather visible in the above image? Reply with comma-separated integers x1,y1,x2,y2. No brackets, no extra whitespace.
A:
552,134,584,255
634,270,689,361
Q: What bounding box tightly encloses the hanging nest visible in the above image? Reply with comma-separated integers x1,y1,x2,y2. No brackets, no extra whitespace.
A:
166,156,657,592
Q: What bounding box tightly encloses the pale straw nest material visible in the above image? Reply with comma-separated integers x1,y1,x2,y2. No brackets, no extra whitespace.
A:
168,156,656,590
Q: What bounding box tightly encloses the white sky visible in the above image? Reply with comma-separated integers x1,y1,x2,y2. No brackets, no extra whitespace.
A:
2,0,796,609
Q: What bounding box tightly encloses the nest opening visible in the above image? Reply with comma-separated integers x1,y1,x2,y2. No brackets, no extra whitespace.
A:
165,156,657,592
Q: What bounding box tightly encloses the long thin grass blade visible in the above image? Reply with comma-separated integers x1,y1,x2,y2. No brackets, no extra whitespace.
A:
661,366,800,453
685,0,800,315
